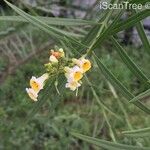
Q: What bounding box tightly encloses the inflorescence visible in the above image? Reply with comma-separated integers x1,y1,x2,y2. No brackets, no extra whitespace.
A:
26,48,91,101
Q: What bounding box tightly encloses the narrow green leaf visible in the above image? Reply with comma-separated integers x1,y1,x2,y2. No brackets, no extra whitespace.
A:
123,127,150,137
81,10,112,48
4,0,87,48
111,36,150,87
86,76,122,121
79,0,121,52
103,110,117,142
133,10,150,55
112,9,150,35
130,89,150,103
92,9,150,49
91,9,124,49
3,0,62,39
116,97,133,130
136,22,150,55
93,53,150,114
81,11,113,48
82,25,102,48
71,132,150,150
87,0,120,53
0,16,100,26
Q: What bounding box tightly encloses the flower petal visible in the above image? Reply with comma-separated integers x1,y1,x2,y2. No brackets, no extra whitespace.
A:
49,55,58,63
26,88,38,101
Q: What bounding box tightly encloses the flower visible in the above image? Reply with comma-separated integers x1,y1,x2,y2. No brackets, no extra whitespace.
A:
64,66,83,82
72,57,91,73
65,80,81,91
64,56,91,91
49,55,58,63
26,73,49,101
49,48,65,63
26,88,38,101
30,73,49,92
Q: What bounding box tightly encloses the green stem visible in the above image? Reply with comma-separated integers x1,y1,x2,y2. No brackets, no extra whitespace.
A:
86,0,119,56
103,109,117,143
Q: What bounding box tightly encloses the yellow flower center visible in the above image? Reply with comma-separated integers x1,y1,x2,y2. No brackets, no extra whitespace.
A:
74,71,83,81
30,80,40,91
82,61,91,72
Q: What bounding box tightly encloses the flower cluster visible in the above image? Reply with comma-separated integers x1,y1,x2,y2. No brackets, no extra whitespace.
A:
26,48,91,101
64,57,91,91
49,48,64,63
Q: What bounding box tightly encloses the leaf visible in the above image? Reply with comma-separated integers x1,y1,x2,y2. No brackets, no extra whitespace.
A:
0,16,100,26
111,36,150,88
90,9,124,49
87,0,123,52
111,9,150,35
4,0,87,48
93,53,150,114
133,10,150,55
86,76,122,121
122,127,150,137
92,9,150,49
71,132,150,150
102,109,117,142
130,89,150,103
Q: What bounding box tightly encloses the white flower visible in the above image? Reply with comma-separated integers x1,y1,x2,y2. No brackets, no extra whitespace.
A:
49,55,58,63
26,88,38,101
64,65,83,82
30,73,49,92
72,57,91,73
65,81,81,91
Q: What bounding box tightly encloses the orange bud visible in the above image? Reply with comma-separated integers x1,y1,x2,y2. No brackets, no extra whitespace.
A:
50,50,61,59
